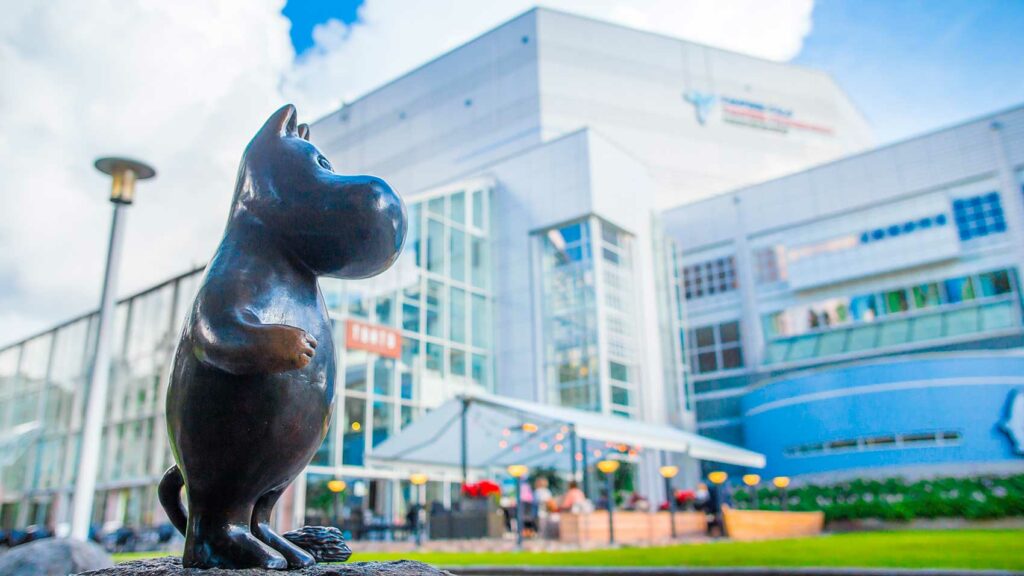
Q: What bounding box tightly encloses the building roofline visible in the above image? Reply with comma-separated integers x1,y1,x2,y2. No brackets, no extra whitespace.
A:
311,5,834,127
665,101,1024,215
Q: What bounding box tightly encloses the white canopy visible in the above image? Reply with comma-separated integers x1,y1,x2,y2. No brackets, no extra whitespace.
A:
369,390,765,471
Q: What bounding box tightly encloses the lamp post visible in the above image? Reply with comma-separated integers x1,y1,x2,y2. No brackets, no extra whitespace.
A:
409,473,428,547
327,479,347,528
659,465,680,539
742,474,761,510
596,459,620,545
772,476,791,511
507,465,528,549
707,471,728,537
70,157,155,541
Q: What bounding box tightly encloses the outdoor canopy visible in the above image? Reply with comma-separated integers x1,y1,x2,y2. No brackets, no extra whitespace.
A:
368,390,765,475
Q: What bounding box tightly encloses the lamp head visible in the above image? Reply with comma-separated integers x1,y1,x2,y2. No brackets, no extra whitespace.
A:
507,464,528,479
659,465,679,479
742,474,761,487
596,459,621,475
707,471,728,485
772,476,791,489
327,479,347,493
409,473,429,486
95,157,156,205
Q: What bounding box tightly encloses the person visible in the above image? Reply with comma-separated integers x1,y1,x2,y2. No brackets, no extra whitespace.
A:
559,480,587,512
534,477,553,511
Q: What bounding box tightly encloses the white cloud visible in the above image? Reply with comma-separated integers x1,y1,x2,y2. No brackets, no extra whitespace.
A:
0,0,814,345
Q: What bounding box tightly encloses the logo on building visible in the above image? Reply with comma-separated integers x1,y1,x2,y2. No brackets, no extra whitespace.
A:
683,90,717,125
1001,388,1024,456
682,89,832,135
345,318,402,359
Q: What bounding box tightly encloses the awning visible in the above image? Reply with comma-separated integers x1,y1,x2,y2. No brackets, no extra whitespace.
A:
368,390,765,472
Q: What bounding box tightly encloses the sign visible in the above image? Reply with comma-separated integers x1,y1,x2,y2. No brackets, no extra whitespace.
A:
1001,388,1024,456
345,318,402,359
683,90,832,135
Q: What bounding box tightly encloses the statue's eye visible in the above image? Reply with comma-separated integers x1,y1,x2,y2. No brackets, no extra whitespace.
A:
317,156,332,171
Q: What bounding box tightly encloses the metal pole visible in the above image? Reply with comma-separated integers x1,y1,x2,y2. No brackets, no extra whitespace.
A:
750,486,759,510
414,485,422,547
514,479,523,549
665,477,676,539
569,426,578,480
580,439,590,498
605,474,615,545
460,398,468,495
70,202,127,541
781,487,788,511
334,492,341,527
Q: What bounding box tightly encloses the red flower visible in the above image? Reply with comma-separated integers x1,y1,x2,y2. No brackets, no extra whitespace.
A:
461,480,501,498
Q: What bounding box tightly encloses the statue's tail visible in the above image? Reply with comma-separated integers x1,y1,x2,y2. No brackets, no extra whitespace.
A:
158,465,188,535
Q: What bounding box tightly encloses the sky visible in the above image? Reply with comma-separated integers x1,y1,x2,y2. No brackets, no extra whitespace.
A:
1,0,1023,347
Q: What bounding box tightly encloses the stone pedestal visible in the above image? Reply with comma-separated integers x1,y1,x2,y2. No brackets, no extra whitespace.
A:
77,557,454,576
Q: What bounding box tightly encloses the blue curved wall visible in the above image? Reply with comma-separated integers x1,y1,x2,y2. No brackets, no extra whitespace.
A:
742,353,1024,478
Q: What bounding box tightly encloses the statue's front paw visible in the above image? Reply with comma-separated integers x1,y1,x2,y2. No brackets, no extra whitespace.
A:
282,526,352,563
263,325,317,372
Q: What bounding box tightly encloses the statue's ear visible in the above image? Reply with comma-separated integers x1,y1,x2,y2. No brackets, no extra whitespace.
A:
298,123,310,141
258,104,299,139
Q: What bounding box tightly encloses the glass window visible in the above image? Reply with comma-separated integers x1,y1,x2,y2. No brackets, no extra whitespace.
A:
911,313,943,342
373,358,394,396
977,270,1012,297
980,301,1015,331
450,228,466,282
609,361,629,382
425,343,443,376
408,203,422,268
399,337,418,400
343,397,366,466
450,348,466,377
401,302,420,332
681,255,737,299
472,189,484,229
952,192,1006,241
427,219,444,273
912,283,941,309
312,419,334,466
695,327,715,347
470,237,488,289
375,296,394,326
372,400,393,447
877,319,910,347
944,307,980,337
719,321,740,343
347,287,370,319
426,280,443,338
611,386,631,407
885,289,909,314
428,196,444,216
721,346,743,369
450,287,466,343
471,293,489,348
944,277,975,304
471,353,488,388
345,351,367,392
401,405,416,429
449,191,466,224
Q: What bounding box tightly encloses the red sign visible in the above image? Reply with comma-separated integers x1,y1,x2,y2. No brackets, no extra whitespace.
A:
345,319,402,359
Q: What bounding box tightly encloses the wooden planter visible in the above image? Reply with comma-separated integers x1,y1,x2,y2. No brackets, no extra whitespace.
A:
721,505,825,540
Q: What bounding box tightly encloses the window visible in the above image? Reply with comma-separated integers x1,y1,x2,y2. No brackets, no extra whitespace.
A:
953,192,1006,241
682,256,737,299
785,430,962,457
753,247,785,284
687,320,744,375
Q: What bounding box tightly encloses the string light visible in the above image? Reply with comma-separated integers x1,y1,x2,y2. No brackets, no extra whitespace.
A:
554,444,564,453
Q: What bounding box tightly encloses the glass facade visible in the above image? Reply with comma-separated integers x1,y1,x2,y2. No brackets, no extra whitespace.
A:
0,183,494,533
538,217,639,417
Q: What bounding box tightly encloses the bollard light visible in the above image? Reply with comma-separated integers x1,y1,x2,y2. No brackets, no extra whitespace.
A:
597,459,620,544
507,465,528,548
660,465,680,539
410,473,428,546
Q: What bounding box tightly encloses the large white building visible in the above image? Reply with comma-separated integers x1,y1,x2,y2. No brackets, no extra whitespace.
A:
0,8,875,532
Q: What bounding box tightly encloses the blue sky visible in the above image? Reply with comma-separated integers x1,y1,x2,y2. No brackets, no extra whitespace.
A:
282,0,1024,145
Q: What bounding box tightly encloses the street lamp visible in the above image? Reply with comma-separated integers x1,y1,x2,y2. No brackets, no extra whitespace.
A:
507,464,528,549
327,479,347,529
707,471,728,537
742,474,761,510
596,459,620,545
70,157,155,541
659,465,680,539
409,473,429,547
773,476,791,511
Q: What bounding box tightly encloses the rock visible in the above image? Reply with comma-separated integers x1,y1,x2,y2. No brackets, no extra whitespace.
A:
77,556,455,576
0,537,113,576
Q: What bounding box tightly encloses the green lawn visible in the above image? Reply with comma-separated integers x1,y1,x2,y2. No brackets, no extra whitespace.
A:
114,529,1023,571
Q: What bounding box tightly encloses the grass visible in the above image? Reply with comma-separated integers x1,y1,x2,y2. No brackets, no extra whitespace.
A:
113,529,1023,571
